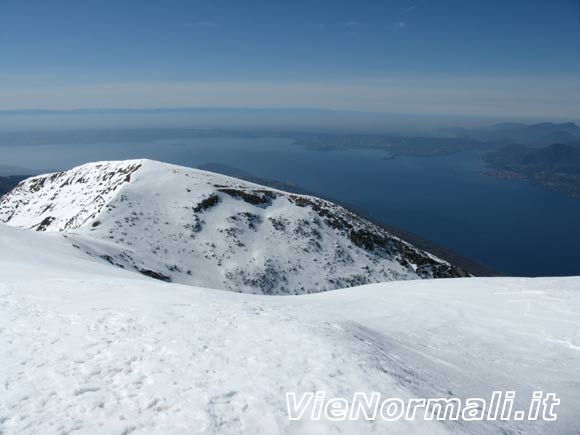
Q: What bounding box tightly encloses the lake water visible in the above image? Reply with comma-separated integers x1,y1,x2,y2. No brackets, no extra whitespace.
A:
2,132,579,277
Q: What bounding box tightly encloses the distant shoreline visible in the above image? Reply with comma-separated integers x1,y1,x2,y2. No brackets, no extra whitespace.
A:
480,169,580,200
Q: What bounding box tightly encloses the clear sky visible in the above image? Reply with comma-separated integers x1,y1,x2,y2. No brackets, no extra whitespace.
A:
1,0,579,120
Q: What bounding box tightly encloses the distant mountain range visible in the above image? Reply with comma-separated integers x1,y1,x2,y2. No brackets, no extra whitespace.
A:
442,122,580,148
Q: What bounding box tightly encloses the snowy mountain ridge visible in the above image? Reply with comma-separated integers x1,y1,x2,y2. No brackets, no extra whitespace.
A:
0,160,142,232
0,159,467,294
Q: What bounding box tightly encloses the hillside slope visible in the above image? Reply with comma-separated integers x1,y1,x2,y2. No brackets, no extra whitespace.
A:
0,224,578,434
0,159,467,294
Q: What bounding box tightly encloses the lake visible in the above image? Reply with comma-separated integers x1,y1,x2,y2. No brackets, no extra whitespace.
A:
1,130,579,277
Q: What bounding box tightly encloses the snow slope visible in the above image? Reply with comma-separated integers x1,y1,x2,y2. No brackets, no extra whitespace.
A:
0,224,579,434
0,159,467,294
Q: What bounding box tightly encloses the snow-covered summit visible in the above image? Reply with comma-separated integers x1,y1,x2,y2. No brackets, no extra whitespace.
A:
0,159,467,294
0,160,144,232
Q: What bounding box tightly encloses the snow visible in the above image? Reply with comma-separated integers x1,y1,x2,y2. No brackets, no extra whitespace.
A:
1,159,578,433
0,159,465,295
1,224,579,434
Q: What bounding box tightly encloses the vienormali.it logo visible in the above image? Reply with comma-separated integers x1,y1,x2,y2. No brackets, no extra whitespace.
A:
286,391,560,422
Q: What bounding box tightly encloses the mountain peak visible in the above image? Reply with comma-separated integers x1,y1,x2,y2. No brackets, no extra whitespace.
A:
0,160,144,231
0,159,467,294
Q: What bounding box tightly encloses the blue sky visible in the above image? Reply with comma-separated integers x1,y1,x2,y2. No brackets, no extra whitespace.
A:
1,0,579,119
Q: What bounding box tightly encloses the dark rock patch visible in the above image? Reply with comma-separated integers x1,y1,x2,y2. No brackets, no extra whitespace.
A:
139,269,171,282
218,188,276,206
193,194,221,213
34,216,56,232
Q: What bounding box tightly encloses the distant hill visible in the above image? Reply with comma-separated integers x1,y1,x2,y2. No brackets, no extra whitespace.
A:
484,143,580,198
523,143,580,171
448,122,580,148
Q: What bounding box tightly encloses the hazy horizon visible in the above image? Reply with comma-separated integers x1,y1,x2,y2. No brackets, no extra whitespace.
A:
0,107,578,135
2,0,579,123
